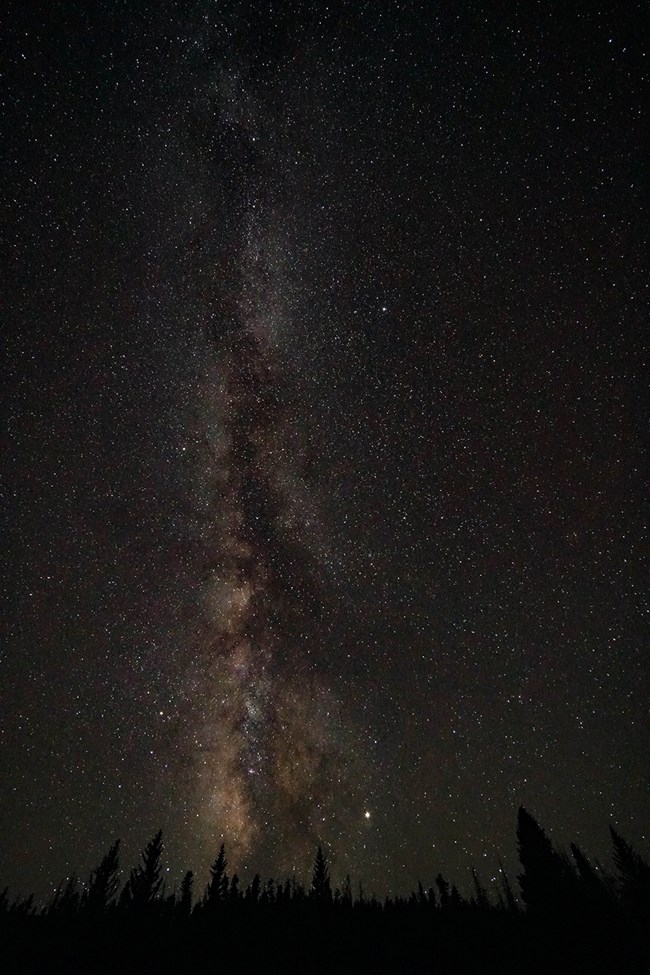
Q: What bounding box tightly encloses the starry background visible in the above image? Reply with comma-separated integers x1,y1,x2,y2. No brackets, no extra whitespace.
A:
1,0,647,900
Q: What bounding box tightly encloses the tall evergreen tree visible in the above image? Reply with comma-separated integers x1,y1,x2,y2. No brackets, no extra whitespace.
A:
311,846,332,903
229,874,240,900
82,840,120,915
570,843,611,909
610,826,650,909
205,843,229,906
179,870,193,916
517,807,575,913
470,867,490,909
245,873,261,902
341,874,353,908
124,830,164,911
262,878,276,904
497,859,518,912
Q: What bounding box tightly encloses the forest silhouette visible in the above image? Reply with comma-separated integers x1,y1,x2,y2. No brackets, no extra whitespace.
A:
1,807,648,973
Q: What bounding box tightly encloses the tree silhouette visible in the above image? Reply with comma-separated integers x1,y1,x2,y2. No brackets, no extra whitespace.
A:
311,846,332,903
179,871,193,916
341,874,353,908
245,873,261,902
570,843,611,909
82,839,120,916
449,884,463,910
435,873,450,908
470,867,489,909
610,826,650,910
261,878,276,904
517,807,575,914
416,881,428,907
496,859,518,912
204,843,228,906
1,805,647,975
48,875,80,917
123,830,164,911
9,893,35,916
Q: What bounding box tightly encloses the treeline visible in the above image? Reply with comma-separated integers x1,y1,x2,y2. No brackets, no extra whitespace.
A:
1,807,648,974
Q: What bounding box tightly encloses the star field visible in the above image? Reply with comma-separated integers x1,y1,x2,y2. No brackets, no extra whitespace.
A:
1,0,647,900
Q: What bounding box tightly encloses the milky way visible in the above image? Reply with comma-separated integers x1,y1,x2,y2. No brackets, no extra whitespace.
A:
183,185,371,870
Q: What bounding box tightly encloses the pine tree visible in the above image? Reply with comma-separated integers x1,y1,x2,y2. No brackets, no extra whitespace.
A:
497,858,518,912
82,840,120,915
610,826,650,909
570,843,611,909
262,878,276,904
125,830,164,911
435,873,450,908
179,871,193,916
341,874,353,907
229,874,240,900
471,867,489,909
205,843,228,906
48,875,80,917
449,884,463,910
517,807,575,914
311,846,332,903
10,894,35,916
246,873,261,902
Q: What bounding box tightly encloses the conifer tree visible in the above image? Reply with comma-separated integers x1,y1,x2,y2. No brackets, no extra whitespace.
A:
262,878,276,903
610,826,650,909
497,858,518,912
470,867,489,909
125,830,164,910
83,840,120,915
229,874,240,900
435,873,450,908
179,871,193,916
341,874,353,907
11,893,35,916
311,846,332,903
48,875,80,917
246,873,261,902
205,843,228,906
570,843,611,908
517,807,575,913
449,884,463,909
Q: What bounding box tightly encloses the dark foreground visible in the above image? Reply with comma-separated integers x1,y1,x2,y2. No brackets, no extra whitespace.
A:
2,904,648,975
2,807,648,973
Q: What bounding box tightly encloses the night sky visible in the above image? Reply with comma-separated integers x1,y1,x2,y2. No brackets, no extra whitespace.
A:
1,1,647,901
